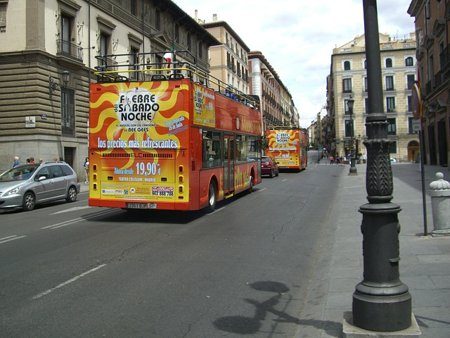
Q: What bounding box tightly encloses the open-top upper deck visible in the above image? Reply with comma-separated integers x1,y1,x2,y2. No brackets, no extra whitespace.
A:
94,50,260,110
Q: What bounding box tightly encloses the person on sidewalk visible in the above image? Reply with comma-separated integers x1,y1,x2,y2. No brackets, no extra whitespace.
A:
12,156,20,168
83,157,89,183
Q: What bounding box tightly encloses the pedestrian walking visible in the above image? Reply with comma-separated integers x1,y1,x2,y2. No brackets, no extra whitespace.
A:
83,157,89,183
12,156,20,167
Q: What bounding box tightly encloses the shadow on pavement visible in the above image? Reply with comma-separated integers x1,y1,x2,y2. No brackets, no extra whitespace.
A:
213,280,341,337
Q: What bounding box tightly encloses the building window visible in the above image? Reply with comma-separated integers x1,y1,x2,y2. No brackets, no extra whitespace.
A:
408,117,418,134
198,41,203,58
187,32,191,51
344,99,353,115
439,42,446,71
407,95,412,112
345,120,354,138
364,77,368,92
60,14,73,55
387,118,396,135
130,0,137,15
405,56,414,67
129,46,139,81
61,88,75,136
385,58,393,68
363,59,367,69
407,74,415,89
389,141,397,154
155,9,160,30
342,78,352,93
0,2,7,32
174,24,179,43
386,97,396,112
344,61,351,71
385,75,394,90
365,98,369,113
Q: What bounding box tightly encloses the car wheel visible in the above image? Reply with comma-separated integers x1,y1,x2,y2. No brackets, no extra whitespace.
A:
23,191,36,211
269,169,274,178
66,186,78,202
276,170,279,177
207,181,216,212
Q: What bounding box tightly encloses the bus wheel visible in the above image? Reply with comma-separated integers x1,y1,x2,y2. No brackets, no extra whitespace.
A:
248,176,254,192
207,182,217,212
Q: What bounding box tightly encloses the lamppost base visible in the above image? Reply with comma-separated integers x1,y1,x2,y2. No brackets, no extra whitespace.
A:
343,311,421,337
352,288,412,332
349,166,358,175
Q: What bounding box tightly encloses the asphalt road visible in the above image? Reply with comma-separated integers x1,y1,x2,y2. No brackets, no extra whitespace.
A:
0,158,343,337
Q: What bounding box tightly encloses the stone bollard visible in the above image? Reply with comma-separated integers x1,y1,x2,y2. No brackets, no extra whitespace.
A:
429,172,450,236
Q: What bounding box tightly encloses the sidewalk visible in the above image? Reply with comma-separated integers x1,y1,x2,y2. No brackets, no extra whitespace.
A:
297,162,450,337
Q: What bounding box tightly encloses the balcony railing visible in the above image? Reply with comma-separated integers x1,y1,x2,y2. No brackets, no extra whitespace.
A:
57,39,83,61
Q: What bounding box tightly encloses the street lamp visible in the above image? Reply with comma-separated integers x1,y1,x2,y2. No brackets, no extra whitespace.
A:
49,70,70,94
350,0,412,332
347,96,357,175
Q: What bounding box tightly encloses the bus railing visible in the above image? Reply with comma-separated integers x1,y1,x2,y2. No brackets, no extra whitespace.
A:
94,50,260,109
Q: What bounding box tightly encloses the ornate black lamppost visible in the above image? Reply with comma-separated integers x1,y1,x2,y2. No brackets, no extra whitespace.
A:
347,96,357,175
351,0,412,331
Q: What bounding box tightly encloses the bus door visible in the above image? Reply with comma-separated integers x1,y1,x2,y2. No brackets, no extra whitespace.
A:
223,134,235,194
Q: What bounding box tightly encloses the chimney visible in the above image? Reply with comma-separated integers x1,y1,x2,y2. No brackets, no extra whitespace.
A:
195,9,198,21
213,14,217,22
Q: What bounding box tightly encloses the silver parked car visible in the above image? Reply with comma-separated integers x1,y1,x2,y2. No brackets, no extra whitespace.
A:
0,162,80,211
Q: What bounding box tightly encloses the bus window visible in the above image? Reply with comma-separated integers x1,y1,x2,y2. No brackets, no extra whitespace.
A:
247,135,260,161
202,130,222,168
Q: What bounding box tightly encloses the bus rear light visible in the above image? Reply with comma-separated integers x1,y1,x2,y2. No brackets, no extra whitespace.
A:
178,165,183,173
179,175,184,183
93,174,97,181
93,183,97,190
179,186,183,193
93,164,97,171
108,176,113,180
178,196,184,200
162,177,167,182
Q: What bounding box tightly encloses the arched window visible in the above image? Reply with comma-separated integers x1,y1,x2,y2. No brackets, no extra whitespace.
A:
405,57,414,67
344,61,351,71
385,58,393,68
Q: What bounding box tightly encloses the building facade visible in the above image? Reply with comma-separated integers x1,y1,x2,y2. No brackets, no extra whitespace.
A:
408,0,449,168
328,33,420,162
248,51,299,130
0,0,217,174
200,17,250,95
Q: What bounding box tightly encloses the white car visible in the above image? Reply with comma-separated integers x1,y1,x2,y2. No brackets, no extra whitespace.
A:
0,162,80,211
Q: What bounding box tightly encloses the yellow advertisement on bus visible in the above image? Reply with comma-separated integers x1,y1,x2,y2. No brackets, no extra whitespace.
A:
265,129,307,171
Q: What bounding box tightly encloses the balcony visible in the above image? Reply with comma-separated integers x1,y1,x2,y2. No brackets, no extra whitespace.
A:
57,39,83,61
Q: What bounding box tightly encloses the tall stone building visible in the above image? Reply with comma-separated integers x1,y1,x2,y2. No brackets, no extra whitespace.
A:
199,16,300,131
328,33,420,162
200,16,250,95
0,0,217,174
248,51,299,130
408,0,449,167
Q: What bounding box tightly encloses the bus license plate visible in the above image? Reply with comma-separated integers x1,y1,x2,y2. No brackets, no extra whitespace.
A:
126,202,157,209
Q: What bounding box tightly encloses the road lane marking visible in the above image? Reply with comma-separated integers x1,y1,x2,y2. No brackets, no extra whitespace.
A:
255,188,266,193
282,179,287,182
42,209,119,230
32,264,107,300
0,235,26,244
51,206,92,215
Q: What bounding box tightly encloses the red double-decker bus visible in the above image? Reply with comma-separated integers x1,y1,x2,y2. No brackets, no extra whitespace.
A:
88,51,262,211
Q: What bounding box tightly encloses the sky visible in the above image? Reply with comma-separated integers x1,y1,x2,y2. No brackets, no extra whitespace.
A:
172,0,416,128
